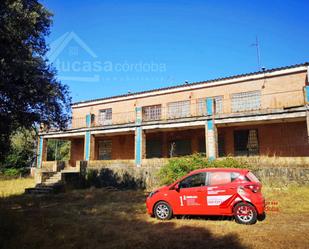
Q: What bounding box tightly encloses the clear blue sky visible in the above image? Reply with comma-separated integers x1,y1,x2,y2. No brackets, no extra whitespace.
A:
42,0,309,103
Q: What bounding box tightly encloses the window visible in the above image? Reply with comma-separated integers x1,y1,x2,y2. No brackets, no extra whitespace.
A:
208,172,231,186
169,139,192,157
168,100,190,119
142,105,161,121
98,140,112,160
234,129,259,156
231,172,241,182
246,172,260,183
231,90,261,112
196,96,223,116
98,108,112,125
146,139,162,158
179,173,206,188
208,172,242,186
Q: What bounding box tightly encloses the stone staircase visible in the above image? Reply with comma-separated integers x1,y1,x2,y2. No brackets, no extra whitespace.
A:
26,167,79,194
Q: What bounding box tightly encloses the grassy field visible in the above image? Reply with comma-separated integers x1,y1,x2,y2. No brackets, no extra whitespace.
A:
0,177,35,197
0,179,308,249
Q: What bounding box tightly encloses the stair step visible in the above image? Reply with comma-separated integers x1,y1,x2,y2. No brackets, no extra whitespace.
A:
44,180,61,184
25,183,65,194
48,177,61,180
25,187,55,194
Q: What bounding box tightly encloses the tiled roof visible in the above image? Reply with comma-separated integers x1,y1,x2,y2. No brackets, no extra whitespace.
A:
72,62,309,106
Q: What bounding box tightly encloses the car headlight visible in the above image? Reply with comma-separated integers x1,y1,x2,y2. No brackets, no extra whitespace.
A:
149,190,159,198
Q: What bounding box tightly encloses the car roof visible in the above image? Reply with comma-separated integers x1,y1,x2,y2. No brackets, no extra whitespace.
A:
189,168,249,175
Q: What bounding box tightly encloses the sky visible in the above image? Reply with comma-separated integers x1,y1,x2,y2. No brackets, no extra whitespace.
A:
42,0,309,103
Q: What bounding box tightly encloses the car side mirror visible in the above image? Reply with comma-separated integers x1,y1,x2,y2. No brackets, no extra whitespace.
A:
174,183,180,191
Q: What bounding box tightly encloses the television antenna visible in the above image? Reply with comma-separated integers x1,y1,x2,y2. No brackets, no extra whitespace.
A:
251,36,261,70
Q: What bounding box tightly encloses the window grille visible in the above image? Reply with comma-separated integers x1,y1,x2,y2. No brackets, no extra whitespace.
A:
196,96,223,116
98,140,112,160
142,105,161,121
231,91,261,112
98,108,112,125
168,100,190,119
234,129,259,156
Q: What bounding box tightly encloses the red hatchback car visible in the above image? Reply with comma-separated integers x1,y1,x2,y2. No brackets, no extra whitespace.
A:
146,168,265,224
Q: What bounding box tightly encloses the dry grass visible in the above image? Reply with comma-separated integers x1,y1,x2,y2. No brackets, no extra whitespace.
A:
0,180,308,249
0,177,35,197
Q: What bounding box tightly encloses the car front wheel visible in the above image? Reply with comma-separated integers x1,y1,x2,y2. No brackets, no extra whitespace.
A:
234,202,257,225
154,201,173,220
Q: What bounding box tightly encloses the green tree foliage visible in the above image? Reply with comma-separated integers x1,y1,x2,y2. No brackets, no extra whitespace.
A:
158,154,250,185
0,0,71,163
2,128,36,169
47,139,70,161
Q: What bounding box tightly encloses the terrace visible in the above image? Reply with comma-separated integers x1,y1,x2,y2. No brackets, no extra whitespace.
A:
65,88,307,130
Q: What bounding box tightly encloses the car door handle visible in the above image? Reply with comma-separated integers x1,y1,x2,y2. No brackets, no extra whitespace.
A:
229,187,237,189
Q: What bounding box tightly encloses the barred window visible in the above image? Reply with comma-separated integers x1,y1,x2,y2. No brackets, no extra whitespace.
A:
142,105,161,121
98,108,112,125
231,91,261,112
234,129,259,156
98,140,112,160
197,96,223,116
168,100,190,119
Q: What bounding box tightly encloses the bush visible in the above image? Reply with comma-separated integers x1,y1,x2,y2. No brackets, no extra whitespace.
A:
158,154,250,185
0,168,30,179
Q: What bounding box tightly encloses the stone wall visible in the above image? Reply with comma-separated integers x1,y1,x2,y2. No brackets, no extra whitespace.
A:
85,159,309,190
86,160,160,190
252,167,309,185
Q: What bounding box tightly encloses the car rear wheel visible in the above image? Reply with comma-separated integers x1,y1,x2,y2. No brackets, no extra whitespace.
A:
234,202,257,225
154,201,173,220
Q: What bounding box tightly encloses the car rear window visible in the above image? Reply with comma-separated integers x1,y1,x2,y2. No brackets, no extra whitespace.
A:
246,172,260,183
208,172,245,186
208,172,231,185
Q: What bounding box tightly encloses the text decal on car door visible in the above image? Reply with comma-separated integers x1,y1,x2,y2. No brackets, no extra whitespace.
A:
179,195,199,206
207,195,232,206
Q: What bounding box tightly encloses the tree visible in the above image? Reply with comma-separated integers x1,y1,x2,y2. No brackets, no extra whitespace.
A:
3,128,36,169
0,0,71,163
47,139,70,161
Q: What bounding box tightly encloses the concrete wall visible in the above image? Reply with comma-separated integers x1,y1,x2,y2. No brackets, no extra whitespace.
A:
71,71,307,125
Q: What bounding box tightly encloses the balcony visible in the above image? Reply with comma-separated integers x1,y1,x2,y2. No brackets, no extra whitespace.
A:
67,89,305,130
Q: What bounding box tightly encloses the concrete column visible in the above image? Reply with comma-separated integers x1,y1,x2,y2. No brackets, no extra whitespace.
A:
84,113,92,161
90,134,96,160
205,98,218,160
37,136,47,168
135,107,145,167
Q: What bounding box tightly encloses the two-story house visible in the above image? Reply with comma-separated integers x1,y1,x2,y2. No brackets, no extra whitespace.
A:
37,62,309,170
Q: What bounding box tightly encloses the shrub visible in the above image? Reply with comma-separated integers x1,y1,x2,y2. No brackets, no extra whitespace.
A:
158,154,251,185
2,168,21,177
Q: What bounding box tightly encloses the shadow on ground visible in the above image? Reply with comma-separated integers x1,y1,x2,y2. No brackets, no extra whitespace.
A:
0,188,249,249
85,168,146,189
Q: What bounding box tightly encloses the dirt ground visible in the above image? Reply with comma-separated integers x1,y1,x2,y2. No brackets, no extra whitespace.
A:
0,181,308,249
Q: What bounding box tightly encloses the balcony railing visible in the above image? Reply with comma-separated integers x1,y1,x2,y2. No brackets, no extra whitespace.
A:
67,89,305,129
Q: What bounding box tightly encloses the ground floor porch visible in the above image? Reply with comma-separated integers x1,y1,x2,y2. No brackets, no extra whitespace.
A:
38,118,309,169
